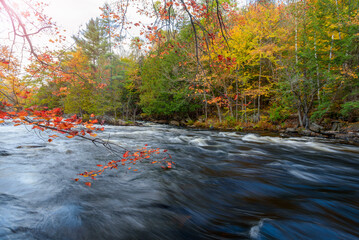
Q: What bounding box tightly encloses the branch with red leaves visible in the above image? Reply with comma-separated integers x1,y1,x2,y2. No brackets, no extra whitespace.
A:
76,146,174,187
0,102,174,187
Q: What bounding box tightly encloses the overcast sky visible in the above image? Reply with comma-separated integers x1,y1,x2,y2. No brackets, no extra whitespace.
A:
46,0,108,36
40,0,145,54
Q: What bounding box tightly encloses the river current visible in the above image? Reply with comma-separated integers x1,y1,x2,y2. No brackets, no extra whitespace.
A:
0,123,358,239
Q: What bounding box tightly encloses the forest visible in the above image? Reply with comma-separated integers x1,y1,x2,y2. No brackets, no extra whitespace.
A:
1,1,359,238
1,0,358,131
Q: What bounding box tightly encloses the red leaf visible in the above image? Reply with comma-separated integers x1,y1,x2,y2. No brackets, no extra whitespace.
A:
123,151,129,158
0,59,9,64
85,182,91,187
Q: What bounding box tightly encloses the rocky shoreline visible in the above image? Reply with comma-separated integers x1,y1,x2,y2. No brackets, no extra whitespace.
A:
157,119,359,145
95,115,359,145
279,127,359,145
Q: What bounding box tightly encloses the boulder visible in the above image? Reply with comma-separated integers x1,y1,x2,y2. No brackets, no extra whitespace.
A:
16,145,46,149
331,121,341,131
154,120,168,124
310,123,324,132
285,128,298,133
345,122,359,132
118,119,127,125
0,150,10,156
99,115,117,125
300,129,312,136
169,120,180,126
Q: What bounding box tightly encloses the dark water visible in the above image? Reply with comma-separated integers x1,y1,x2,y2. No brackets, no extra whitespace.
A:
0,123,359,240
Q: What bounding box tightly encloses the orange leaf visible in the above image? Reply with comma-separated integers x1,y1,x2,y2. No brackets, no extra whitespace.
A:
90,114,95,118
48,139,53,142
0,59,9,64
96,164,103,167
84,182,92,187
74,178,79,181
66,135,74,138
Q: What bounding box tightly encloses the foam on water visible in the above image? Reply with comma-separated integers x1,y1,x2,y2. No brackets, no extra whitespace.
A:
288,170,322,182
241,133,356,153
250,218,270,239
189,138,208,146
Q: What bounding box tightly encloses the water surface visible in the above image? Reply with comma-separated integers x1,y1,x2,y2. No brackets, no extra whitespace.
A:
0,123,358,239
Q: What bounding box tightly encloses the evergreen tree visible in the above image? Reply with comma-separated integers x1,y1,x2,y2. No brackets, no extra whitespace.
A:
73,18,109,68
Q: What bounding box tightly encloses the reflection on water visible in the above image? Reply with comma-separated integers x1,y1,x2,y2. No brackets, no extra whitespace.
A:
0,123,359,239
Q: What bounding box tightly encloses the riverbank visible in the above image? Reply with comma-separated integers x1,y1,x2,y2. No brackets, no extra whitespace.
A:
94,115,359,145
155,118,359,145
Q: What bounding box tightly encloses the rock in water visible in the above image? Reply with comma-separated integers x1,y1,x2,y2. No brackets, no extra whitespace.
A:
0,150,10,156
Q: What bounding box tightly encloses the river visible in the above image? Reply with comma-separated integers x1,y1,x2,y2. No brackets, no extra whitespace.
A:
0,123,358,239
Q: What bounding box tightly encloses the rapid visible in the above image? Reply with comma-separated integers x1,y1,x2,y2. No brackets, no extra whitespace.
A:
0,123,358,239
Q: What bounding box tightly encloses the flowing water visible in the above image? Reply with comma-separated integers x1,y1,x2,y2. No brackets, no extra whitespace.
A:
0,123,359,240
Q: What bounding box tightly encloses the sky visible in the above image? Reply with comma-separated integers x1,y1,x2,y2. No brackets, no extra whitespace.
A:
41,0,146,54
45,0,108,37
0,0,109,62
0,0,149,66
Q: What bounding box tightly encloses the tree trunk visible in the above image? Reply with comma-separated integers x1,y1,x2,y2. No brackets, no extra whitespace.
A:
244,95,247,123
258,58,262,122
298,109,303,127
314,33,320,102
235,78,238,121
216,102,222,123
